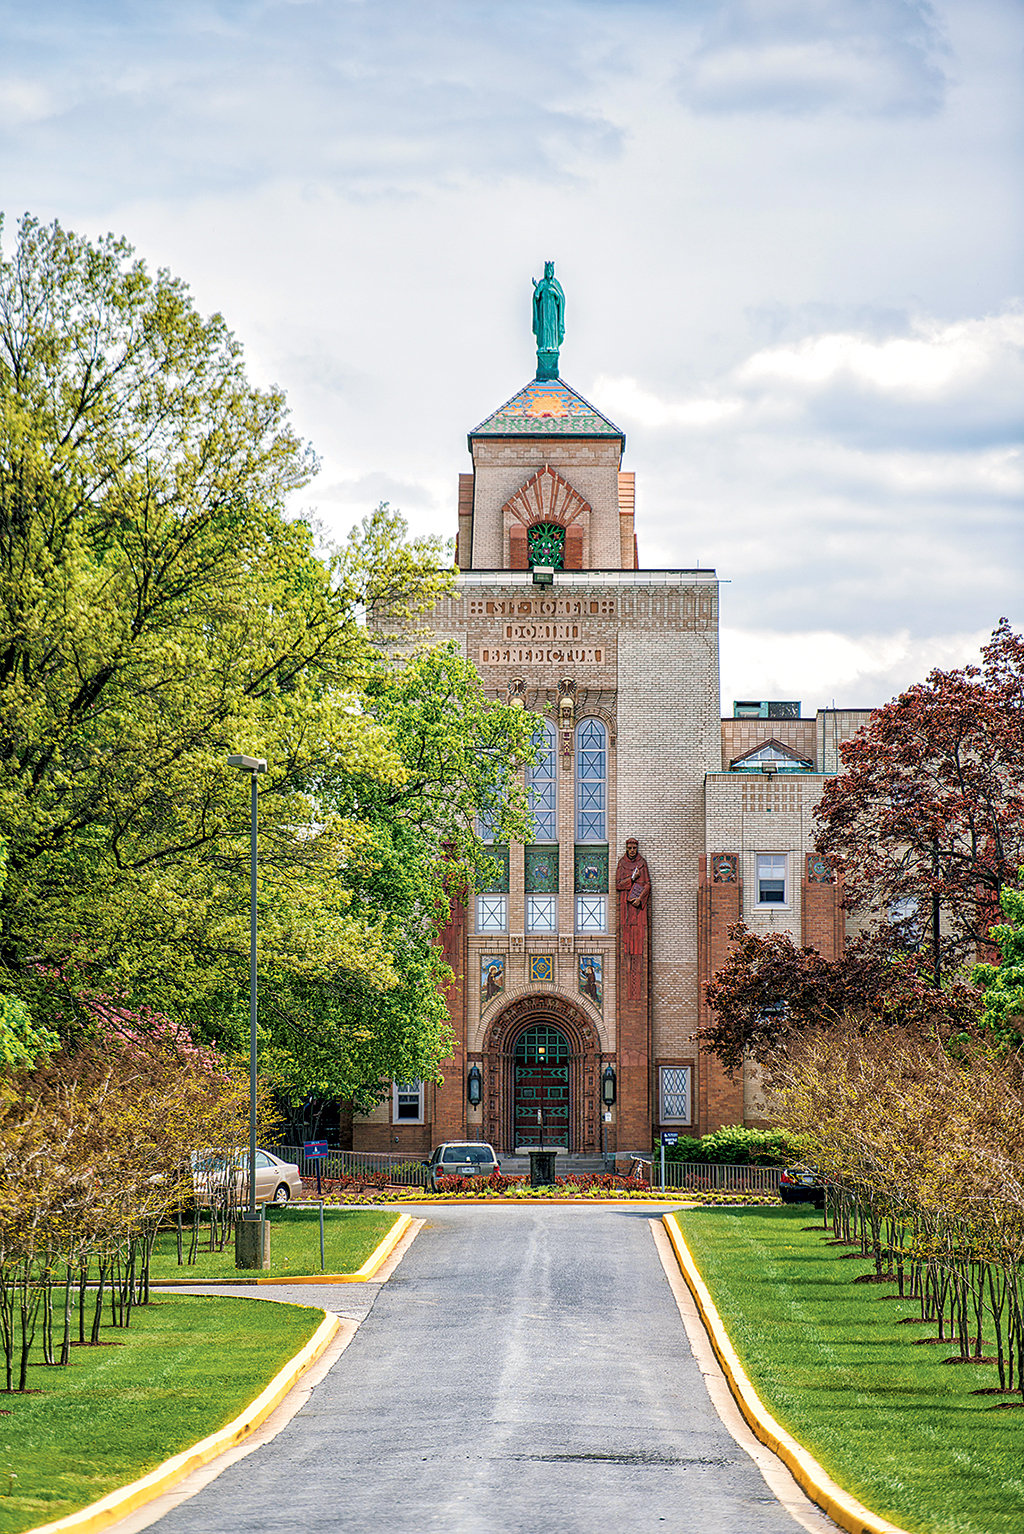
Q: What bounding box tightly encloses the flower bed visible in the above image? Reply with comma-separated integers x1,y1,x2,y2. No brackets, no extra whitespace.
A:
298,1173,783,1205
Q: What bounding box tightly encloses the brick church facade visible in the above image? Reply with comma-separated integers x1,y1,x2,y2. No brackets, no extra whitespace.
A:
352,313,870,1156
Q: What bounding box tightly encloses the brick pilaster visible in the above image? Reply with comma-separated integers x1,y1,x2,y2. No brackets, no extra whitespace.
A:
432,891,468,1143
697,855,745,1132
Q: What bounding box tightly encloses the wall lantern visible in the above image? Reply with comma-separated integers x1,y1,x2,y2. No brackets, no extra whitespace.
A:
467,1064,482,1107
602,1064,617,1107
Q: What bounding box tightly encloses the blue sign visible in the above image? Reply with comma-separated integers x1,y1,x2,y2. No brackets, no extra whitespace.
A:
660,1132,678,1146
304,1140,328,1159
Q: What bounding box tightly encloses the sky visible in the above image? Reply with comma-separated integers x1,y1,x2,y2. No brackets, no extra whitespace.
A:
1,0,1020,712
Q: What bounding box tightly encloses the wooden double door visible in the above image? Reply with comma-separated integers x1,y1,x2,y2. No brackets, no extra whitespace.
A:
512,1024,570,1148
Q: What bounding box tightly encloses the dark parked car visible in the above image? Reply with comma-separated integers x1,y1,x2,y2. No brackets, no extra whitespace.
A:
425,1143,500,1191
779,1165,826,1208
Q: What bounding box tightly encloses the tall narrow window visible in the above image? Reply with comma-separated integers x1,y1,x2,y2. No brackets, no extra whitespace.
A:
527,721,557,841
575,719,607,842
659,1067,691,1124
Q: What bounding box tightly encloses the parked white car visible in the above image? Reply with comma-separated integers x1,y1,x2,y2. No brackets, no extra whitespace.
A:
192,1148,303,1207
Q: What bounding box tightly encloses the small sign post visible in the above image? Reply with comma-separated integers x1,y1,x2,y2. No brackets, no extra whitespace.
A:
304,1140,328,1198
660,1131,678,1191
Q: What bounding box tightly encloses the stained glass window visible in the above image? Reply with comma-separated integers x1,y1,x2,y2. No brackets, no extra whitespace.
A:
525,845,559,893
575,718,607,842
527,721,557,840
527,522,566,569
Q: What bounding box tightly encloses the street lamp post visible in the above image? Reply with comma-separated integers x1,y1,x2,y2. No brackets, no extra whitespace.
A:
228,753,268,1269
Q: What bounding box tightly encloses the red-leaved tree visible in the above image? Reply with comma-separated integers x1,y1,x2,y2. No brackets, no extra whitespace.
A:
814,620,1024,968
702,923,981,1071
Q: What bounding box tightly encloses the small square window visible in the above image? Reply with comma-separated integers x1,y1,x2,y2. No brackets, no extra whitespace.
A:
527,895,557,933
476,894,507,933
393,1081,423,1123
756,853,788,906
576,895,607,933
660,1066,691,1124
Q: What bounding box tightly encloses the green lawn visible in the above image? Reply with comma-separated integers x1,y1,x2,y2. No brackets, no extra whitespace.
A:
675,1206,1024,1534
0,1294,321,1534
151,1207,399,1280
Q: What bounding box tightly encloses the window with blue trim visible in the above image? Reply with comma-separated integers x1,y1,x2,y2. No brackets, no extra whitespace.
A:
527,720,557,841
575,719,607,842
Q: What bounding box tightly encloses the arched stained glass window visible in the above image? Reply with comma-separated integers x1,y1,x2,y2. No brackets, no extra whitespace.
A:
527,720,557,841
527,523,565,569
575,718,607,842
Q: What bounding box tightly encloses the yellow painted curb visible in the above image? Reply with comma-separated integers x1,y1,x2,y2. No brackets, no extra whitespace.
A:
150,1211,412,1286
26,1310,341,1534
662,1214,912,1534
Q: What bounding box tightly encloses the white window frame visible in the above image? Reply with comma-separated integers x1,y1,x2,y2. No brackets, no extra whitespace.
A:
755,853,788,908
476,894,508,933
526,894,558,933
659,1066,691,1124
575,895,607,933
392,1080,424,1124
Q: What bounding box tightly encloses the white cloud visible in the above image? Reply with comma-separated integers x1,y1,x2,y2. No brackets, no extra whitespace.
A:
0,77,52,128
592,375,742,429
719,625,994,712
738,310,1024,396
679,0,949,117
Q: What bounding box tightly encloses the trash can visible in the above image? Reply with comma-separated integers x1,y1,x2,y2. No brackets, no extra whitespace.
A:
529,1150,557,1188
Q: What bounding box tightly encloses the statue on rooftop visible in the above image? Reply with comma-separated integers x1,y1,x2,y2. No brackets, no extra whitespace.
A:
532,262,565,381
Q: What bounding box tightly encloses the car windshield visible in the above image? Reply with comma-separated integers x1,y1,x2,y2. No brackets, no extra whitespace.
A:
442,1146,492,1164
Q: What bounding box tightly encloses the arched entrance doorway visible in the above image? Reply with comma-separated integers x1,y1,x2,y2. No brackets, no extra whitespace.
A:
513,1023,570,1148
478,994,606,1154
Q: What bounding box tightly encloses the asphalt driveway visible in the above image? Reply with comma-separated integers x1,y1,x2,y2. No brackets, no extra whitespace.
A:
151,1205,824,1534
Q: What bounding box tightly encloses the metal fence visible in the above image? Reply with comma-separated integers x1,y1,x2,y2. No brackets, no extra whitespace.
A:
269,1145,429,1187
656,1161,782,1193
269,1145,780,1194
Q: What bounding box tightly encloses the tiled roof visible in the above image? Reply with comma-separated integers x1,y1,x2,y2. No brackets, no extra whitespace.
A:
469,378,624,440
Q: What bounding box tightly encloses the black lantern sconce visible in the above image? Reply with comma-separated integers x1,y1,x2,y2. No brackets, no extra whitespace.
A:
602,1064,617,1108
467,1064,482,1107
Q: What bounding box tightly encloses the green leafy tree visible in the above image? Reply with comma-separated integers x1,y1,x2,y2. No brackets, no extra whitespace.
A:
971,870,1024,1048
197,642,536,1112
0,214,525,1100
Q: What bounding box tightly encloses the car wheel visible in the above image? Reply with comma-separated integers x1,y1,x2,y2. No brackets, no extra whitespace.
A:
272,1184,291,1205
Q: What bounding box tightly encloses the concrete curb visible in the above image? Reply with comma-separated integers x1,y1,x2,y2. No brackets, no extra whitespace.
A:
662,1214,911,1534
149,1211,412,1287
25,1311,341,1534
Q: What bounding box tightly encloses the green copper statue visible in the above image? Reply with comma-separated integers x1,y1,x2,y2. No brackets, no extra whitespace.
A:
532,261,565,381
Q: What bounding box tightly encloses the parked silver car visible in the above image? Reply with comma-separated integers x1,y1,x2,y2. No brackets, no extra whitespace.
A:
425,1142,500,1191
193,1148,303,1207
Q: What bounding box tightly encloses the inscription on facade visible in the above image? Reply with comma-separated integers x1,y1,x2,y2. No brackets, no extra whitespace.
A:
480,646,604,665
469,599,616,617
503,623,581,640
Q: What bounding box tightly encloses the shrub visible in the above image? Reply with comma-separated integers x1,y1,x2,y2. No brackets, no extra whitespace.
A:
660,1125,802,1165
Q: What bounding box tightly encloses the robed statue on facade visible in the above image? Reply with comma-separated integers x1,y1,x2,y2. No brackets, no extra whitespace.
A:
616,837,651,1001
532,261,565,381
